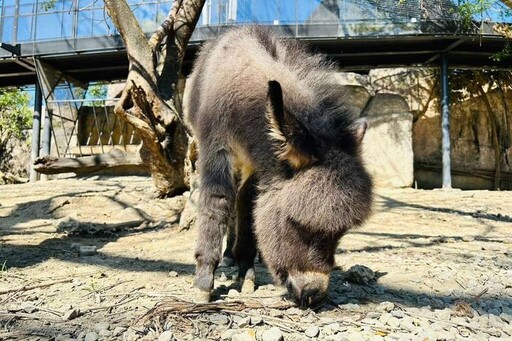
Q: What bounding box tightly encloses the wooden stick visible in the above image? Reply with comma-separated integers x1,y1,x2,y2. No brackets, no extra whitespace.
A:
0,312,62,322
82,296,139,313
0,278,73,295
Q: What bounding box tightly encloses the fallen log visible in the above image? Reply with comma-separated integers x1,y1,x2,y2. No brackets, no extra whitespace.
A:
33,148,149,175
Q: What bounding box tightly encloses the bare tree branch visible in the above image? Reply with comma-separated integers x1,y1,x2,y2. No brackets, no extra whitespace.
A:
149,0,183,50
501,0,512,10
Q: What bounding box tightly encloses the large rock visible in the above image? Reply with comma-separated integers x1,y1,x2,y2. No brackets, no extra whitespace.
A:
362,93,410,117
330,73,373,118
362,110,414,188
331,72,372,90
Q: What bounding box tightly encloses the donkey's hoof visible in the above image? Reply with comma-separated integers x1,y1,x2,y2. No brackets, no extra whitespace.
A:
193,288,211,303
241,279,255,294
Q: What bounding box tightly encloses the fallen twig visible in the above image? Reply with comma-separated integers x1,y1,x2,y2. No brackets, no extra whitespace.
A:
115,286,146,305
82,296,139,314
0,278,73,295
139,297,294,324
0,311,62,322
82,279,132,298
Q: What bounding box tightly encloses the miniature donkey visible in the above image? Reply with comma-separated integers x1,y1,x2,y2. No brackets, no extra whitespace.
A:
184,26,373,307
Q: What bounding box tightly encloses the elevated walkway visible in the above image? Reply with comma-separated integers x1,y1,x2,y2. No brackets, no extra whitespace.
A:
1,0,511,86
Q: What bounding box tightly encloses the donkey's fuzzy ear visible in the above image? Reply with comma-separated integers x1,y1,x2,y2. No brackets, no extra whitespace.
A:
267,81,287,143
266,80,318,170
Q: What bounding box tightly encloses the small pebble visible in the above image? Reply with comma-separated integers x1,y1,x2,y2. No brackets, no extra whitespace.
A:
209,313,229,325
94,322,110,332
168,270,179,277
262,327,283,341
79,245,97,256
304,325,320,338
62,308,80,321
391,310,405,318
323,322,340,335
98,329,111,337
237,316,251,328
158,330,174,341
366,311,381,319
84,332,99,341
227,289,240,298
250,316,263,325
376,301,394,312
462,235,475,242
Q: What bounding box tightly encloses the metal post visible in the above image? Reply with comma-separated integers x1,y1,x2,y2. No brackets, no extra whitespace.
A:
29,81,42,182
41,105,52,181
440,53,451,189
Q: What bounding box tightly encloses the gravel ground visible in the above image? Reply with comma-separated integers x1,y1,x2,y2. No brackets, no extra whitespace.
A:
0,177,511,340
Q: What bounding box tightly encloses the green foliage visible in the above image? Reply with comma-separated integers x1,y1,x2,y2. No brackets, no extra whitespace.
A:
40,0,57,11
85,82,108,107
0,88,32,174
89,83,107,99
457,0,496,30
491,41,512,61
0,88,32,143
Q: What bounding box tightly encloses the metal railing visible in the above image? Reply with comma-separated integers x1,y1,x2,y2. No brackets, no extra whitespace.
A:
44,97,141,158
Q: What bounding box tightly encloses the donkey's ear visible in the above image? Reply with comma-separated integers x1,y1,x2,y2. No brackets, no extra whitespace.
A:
266,80,318,170
267,80,286,143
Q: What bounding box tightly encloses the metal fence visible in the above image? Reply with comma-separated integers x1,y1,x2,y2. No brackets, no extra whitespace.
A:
45,97,140,159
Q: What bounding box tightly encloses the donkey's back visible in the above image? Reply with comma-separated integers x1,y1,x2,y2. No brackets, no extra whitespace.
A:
184,26,340,173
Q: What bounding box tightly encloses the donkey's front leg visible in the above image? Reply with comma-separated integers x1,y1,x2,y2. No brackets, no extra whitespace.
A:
194,148,235,302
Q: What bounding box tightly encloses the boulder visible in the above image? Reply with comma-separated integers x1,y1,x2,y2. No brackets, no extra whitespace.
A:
362,110,414,188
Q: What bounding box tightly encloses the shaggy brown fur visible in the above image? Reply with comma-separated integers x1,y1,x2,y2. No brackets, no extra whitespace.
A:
184,26,373,307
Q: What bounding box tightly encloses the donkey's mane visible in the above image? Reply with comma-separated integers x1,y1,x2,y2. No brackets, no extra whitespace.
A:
245,26,357,150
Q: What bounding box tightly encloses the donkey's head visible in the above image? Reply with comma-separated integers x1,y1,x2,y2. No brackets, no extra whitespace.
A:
255,81,373,307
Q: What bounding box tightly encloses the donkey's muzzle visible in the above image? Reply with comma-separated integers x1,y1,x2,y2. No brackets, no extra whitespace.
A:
286,271,329,308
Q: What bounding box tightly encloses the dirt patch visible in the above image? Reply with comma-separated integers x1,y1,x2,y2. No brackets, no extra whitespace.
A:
1,177,511,340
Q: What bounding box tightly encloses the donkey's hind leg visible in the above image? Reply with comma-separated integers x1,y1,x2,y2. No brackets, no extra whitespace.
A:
194,147,236,302
233,174,258,294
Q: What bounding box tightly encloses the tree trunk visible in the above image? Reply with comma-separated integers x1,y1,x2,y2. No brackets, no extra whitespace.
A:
477,83,502,190
103,0,205,197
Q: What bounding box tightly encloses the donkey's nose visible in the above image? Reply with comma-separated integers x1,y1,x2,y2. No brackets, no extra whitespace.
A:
299,288,323,308
287,271,329,308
